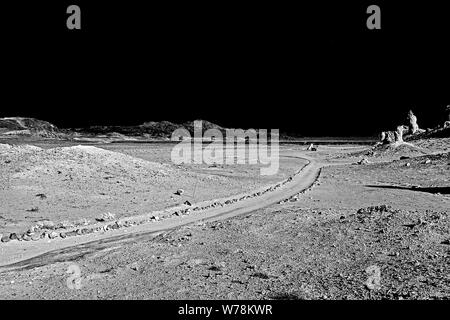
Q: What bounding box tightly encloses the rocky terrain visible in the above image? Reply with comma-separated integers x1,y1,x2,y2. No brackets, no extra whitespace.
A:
1,117,333,143
0,111,448,300
0,117,64,139
0,117,228,142
0,140,448,299
0,143,300,237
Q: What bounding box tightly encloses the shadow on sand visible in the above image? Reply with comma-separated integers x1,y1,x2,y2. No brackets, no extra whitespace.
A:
366,185,450,195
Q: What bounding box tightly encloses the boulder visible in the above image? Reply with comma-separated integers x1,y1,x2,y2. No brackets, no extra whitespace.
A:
95,212,116,222
174,189,184,196
356,158,370,165
31,233,41,241
41,220,55,230
9,233,19,241
48,231,59,239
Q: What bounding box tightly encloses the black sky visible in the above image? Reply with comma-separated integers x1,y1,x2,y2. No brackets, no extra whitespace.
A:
1,1,449,136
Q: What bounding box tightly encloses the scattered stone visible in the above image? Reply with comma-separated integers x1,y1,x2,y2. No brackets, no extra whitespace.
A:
31,233,41,241
48,231,59,239
423,159,431,164
59,232,67,239
96,212,116,222
65,231,78,237
357,205,392,215
41,220,55,229
74,218,90,226
400,156,410,160
356,158,370,165
81,225,92,234
129,262,140,271
28,225,40,233
35,193,47,199
1,235,11,243
56,221,75,229
174,189,184,196
9,233,19,241
405,162,411,167
184,200,192,206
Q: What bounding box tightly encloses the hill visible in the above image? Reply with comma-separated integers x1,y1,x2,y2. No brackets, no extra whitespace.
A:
0,117,62,138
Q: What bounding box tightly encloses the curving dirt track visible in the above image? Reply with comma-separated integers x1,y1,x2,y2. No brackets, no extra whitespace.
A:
0,152,324,272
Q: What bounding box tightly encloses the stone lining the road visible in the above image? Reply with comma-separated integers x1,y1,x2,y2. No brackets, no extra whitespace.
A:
1,160,312,245
278,168,322,204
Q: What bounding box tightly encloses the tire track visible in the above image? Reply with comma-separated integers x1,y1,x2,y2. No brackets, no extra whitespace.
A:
0,154,322,272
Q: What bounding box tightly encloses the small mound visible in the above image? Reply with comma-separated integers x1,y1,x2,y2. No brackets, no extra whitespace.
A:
4,144,174,179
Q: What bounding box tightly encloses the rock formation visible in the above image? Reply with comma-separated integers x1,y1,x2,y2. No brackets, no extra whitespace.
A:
394,125,408,143
380,131,395,144
446,105,450,122
407,110,420,134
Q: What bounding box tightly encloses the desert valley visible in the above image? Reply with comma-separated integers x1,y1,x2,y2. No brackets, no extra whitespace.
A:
0,111,448,299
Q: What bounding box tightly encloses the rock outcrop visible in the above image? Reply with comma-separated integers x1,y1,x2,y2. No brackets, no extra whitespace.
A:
407,110,425,135
380,131,395,144
395,125,408,143
0,117,62,138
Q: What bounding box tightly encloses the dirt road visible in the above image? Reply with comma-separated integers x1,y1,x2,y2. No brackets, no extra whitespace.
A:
0,152,325,271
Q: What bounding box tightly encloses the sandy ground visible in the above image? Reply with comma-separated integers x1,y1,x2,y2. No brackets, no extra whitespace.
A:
0,141,448,299
0,143,299,235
